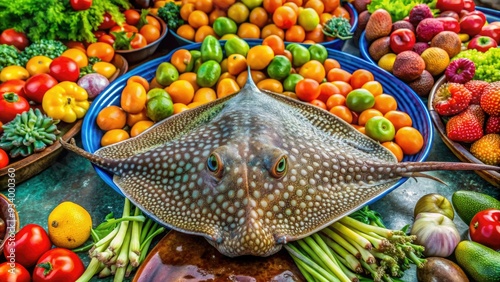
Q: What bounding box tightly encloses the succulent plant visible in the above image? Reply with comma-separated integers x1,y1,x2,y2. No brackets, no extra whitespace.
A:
0,108,60,158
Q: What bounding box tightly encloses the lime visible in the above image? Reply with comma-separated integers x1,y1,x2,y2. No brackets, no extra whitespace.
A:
156,62,179,86
213,17,238,37
308,44,328,64
224,37,250,56
146,95,174,122
197,60,222,87
267,55,292,81
346,89,375,112
298,8,320,32
283,73,304,92
289,44,310,67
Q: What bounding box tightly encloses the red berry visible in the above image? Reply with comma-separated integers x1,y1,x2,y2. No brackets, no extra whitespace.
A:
486,116,500,134
480,81,500,116
446,104,484,143
464,80,489,105
433,82,472,116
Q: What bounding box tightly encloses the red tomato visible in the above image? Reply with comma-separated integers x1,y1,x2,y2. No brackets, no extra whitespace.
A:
469,209,500,250
130,32,148,49
0,29,29,51
295,78,321,102
124,9,141,26
70,0,92,10
98,34,115,45
110,24,139,34
0,262,30,282
0,79,27,99
436,0,464,14
93,30,107,39
24,74,58,104
0,148,8,169
0,92,30,124
49,57,80,82
98,12,116,30
3,224,52,268
33,248,85,282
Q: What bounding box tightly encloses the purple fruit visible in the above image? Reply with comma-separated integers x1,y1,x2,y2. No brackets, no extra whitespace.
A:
416,18,445,42
409,4,434,27
413,42,430,55
445,58,476,84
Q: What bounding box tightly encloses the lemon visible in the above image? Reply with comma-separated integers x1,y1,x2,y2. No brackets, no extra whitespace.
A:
378,53,397,73
48,201,92,249
420,47,450,76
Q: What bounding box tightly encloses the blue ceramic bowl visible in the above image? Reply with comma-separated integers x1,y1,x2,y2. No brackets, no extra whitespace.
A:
82,42,433,198
359,6,500,64
171,3,358,51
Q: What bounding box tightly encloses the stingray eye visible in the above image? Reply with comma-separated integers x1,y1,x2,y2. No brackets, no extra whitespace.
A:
207,153,223,176
272,155,287,178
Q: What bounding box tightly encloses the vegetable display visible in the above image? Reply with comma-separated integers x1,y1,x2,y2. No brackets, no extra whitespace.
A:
0,0,130,43
0,44,22,71
286,206,425,281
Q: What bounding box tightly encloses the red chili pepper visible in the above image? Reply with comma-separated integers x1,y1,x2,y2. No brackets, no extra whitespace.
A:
469,209,500,250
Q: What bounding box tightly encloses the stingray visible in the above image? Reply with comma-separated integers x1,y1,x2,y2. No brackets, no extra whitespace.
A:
61,75,500,257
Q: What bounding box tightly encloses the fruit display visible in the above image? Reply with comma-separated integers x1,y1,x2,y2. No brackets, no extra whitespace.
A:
358,2,500,97
92,36,425,165
158,0,357,48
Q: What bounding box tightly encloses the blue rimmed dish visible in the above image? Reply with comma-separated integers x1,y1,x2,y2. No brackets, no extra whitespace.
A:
82,41,433,200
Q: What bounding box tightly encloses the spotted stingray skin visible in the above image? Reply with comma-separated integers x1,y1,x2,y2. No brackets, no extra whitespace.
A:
62,76,500,257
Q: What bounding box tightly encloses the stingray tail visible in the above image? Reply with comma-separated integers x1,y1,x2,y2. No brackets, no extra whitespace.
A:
59,138,120,174
397,161,499,184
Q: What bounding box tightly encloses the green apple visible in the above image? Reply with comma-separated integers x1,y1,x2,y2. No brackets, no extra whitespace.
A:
365,116,395,142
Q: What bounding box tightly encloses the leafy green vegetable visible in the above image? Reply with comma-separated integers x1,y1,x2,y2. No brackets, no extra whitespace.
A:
0,44,22,71
453,48,500,82
158,2,184,31
0,0,130,43
19,39,68,66
349,206,385,227
322,16,353,40
367,0,438,22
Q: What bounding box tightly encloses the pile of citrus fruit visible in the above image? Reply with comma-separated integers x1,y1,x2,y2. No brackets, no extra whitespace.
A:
174,0,351,43
95,36,423,161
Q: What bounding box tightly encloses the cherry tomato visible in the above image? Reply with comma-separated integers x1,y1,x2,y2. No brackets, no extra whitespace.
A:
98,34,115,45
24,74,58,104
0,148,9,169
130,32,148,49
87,42,115,62
436,0,464,14
98,12,116,30
3,224,52,268
0,92,30,124
0,28,29,51
70,0,92,11
49,56,80,82
93,30,107,39
0,262,30,282
0,79,27,99
33,248,85,282
124,9,141,26
295,78,321,102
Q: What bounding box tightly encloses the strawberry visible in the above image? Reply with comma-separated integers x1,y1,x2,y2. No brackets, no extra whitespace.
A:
433,82,472,116
464,80,489,104
470,134,500,165
486,115,500,134
480,81,500,116
446,104,484,143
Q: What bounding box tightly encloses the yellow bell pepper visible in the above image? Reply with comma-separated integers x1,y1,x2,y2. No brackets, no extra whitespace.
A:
42,81,90,123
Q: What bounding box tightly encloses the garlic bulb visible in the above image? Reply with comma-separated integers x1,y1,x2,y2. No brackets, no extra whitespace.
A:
410,212,461,257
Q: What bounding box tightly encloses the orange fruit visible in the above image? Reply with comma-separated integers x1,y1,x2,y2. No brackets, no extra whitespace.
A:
195,0,214,14
361,81,383,96
167,79,195,104
261,24,285,40
130,120,154,137
173,103,190,114
257,78,284,93
384,110,413,131
381,141,404,162
299,60,326,83
193,88,217,104
101,129,130,147
236,70,267,88
178,72,199,92
247,45,274,70
180,3,195,21
327,68,351,83
188,11,209,29
394,127,424,155
285,25,305,42
249,7,269,28
194,25,217,42
373,94,398,114
237,23,261,39
176,24,196,41
350,69,374,89
217,78,240,98
96,106,126,131
358,108,383,126
326,93,346,110
329,105,353,123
